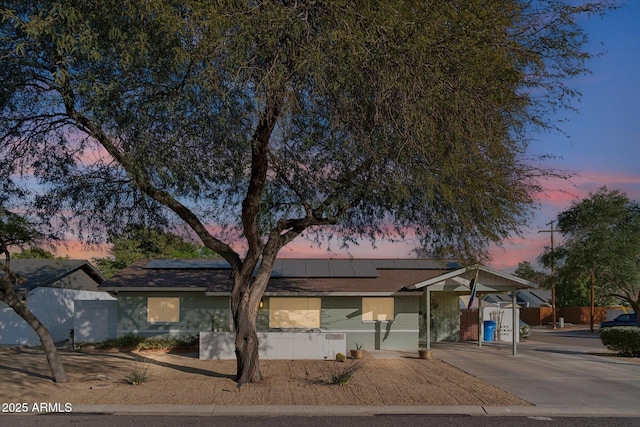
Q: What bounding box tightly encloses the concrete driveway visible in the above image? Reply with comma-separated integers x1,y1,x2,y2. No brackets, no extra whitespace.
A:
432,327,640,416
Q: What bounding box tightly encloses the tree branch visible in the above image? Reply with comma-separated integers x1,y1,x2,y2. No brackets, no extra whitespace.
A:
58,82,242,271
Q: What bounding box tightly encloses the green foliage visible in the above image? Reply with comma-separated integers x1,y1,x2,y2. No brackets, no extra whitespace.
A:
12,247,57,259
124,362,150,386
325,361,361,386
94,334,198,351
94,225,218,277
0,0,616,265
94,335,146,349
335,352,346,362
544,188,640,310
513,261,550,288
599,327,640,356
0,209,44,255
135,335,198,351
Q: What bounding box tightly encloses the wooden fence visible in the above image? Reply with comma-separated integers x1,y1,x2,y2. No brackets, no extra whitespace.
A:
520,307,610,326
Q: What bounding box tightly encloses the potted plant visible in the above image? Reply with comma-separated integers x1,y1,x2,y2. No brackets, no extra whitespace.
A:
350,343,364,359
418,348,432,360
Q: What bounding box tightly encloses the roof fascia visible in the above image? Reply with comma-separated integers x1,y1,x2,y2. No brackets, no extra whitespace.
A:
409,265,537,290
103,287,209,292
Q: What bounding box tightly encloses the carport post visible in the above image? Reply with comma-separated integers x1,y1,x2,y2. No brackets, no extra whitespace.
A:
426,289,431,350
512,287,517,356
478,298,482,347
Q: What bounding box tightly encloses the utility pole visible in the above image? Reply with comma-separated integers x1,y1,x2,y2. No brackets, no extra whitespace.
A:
539,220,557,329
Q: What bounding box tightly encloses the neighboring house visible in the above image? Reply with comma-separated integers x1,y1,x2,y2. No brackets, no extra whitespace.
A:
101,259,536,359
484,289,551,308
0,259,115,345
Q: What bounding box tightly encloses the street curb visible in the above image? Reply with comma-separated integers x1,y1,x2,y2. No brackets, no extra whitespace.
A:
70,404,640,417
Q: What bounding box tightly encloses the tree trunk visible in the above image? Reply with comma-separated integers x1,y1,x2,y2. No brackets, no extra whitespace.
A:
1,287,69,383
233,297,262,385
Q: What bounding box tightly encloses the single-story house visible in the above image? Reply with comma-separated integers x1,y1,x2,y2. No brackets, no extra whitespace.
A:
100,258,537,359
0,259,115,345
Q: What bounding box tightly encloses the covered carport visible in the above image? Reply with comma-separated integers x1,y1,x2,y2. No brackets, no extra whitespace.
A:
408,265,537,356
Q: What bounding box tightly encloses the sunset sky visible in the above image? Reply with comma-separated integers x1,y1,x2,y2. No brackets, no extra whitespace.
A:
59,3,640,273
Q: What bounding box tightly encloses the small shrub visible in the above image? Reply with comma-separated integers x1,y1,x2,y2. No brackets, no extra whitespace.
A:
325,361,361,386
95,335,145,349
95,335,198,351
125,363,150,385
335,352,346,362
599,327,640,356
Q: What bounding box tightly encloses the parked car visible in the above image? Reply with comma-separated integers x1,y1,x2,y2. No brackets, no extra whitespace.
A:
519,320,531,339
599,313,638,328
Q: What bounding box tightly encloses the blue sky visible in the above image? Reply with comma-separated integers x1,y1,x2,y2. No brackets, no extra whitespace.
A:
488,0,640,271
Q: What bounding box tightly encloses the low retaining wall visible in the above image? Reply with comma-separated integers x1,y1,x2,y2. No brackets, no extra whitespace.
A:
200,331,346,360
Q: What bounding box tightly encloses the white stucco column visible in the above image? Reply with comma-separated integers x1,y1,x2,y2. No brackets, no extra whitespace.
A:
478,296,482,348
426,288,431,350
512,287,518,356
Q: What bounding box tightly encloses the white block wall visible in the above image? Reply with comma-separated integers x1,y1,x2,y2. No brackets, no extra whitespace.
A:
200,331,346,360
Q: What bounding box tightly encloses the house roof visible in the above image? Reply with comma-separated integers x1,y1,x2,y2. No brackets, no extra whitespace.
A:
409,264,538,293
100,258,462,295
484,289,551,307
1,259,106,291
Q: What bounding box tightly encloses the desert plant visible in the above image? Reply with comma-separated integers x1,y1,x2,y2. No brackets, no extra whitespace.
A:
335,352,346,362
599,327,640,356
325,361,361,386
125,362,150,385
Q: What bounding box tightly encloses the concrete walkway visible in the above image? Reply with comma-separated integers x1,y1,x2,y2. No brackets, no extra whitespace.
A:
70,328,640,418
431,330,640,417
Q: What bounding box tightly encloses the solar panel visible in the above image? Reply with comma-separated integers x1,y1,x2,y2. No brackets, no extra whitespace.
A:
350,260,380,277
144,259,231,269
274,259,306,277
306,260,331,277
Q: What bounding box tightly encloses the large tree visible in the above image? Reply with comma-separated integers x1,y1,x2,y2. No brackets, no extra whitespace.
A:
1,1,614,384
549,187,640,325
0,209,69,382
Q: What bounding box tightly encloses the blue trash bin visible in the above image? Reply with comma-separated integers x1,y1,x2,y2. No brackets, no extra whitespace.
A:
483,320,496,342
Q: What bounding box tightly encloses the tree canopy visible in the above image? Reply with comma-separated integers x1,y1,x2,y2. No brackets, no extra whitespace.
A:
1,0,616,383
12,247,58,259
545,187,640,316
94,225,218,277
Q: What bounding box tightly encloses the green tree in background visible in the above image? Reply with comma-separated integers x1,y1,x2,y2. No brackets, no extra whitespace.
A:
12,247,58,259
1,1,616,384
513,261,550,288
94,225,218,277
547,188,640,324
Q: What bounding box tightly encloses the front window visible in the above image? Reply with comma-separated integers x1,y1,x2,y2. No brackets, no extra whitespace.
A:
147,297,180,323
362,297,394,322
269,297,321,328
